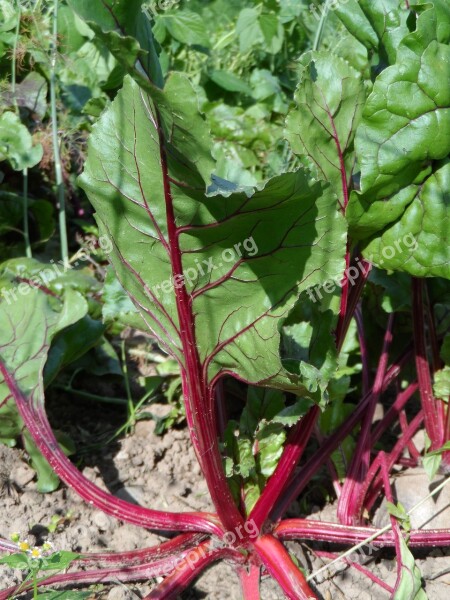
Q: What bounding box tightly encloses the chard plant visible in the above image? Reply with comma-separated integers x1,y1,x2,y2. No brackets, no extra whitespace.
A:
0,1,449,598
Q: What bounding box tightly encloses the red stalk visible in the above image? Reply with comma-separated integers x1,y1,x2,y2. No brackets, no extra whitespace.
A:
239,564,261,599
275,519,450,546
254,534,318,599
363,411,424,514
156,115,246,537
0,551,203,600
412,278,444,448
337,314,394,525
0,359,222,536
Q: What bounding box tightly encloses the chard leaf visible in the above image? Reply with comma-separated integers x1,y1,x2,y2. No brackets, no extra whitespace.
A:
393,537,428,599
79,73,346,394
360,162,449,277
336,0,410,64
286,52,365,206
348,4,450,278
355,9,450,201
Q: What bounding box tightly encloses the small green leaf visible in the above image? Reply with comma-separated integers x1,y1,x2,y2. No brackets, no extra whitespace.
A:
394,537,428,599
209,70,252,95
41,551,80,571
160,10,210,47
0,553,29,570
422,453,442,480
433,366,450,402
0,112,43,171
0,0,16,32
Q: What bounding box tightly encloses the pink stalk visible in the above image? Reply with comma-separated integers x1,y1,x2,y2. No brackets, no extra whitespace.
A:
363,411,424,514
144,540,240,599
239,564,261,599
337,314,394,525
249,406,320,531
377,452,404,591
314,550,394,593
412,278,444,448
0,360,222,536
254,534,318,599
275,519,450,546
336,259,372,352
157,118,246,537
77,533,206,566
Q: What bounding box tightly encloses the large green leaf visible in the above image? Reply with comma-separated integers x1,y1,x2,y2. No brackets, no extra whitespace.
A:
355,8,450,201
286,51,365,205
360,162,449,278
335,0,410,64
79,74,346,393
348,4,450,278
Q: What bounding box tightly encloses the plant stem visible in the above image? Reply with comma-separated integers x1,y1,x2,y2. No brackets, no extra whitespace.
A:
53,384,130,406
312,0,332,51
12,3,32,257
1,359,222,535
50,0,69,266
304,474,450,583
337,314,394,525
412,278,443,448
254,534,318,599
239,564,261,599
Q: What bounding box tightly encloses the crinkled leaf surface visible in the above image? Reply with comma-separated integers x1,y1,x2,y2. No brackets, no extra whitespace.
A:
360,162,449,278
79,74,346,393
286,51,365,205
335,0,410,63
355,10,450,201
348,5,450,278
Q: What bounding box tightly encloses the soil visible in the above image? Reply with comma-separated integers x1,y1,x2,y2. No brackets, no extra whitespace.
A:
1,396,450,600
